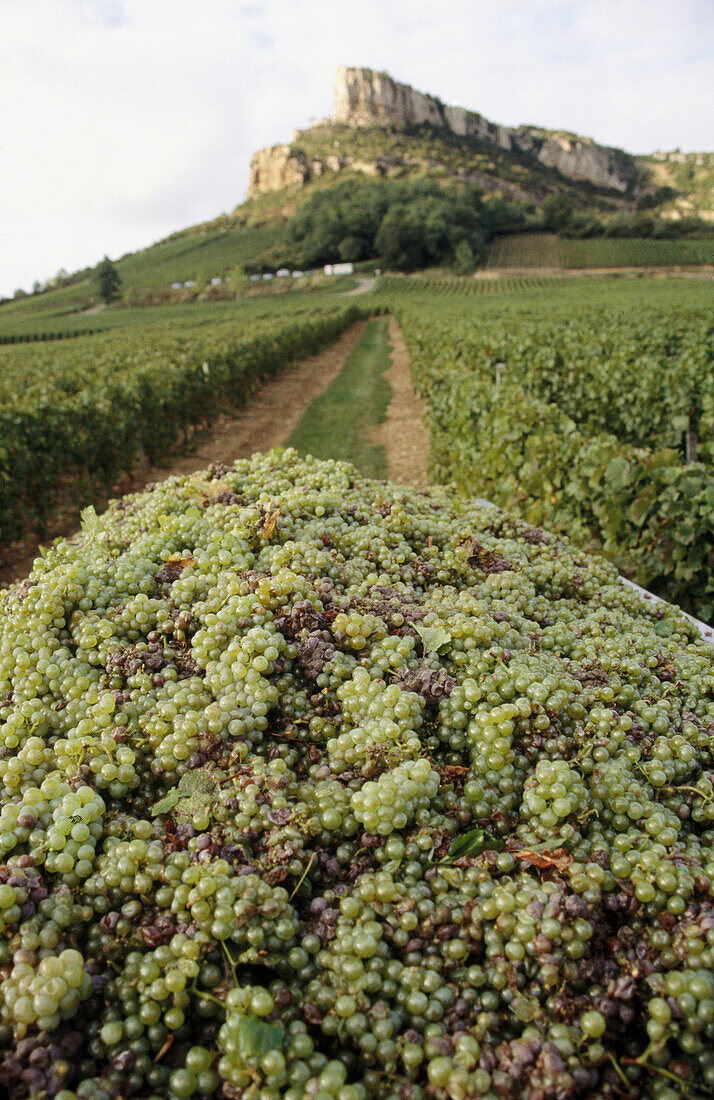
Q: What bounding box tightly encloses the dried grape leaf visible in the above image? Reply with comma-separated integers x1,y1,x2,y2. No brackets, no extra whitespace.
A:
261,508,281,539
459,536,513,575
170,553,195,567
442,765,469,783
510,847,573,872
155,555,195,587
186,475,227,502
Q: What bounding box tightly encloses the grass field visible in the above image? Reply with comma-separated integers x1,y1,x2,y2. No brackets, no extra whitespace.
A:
114,223,287,290
287,317,391,477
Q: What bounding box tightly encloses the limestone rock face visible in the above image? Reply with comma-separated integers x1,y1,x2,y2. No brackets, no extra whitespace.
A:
532,133,627,192
333,66,503,144
248,145,391,198
247,67,637,198
248,146,310,196
332,66,633,193
334,66,450,130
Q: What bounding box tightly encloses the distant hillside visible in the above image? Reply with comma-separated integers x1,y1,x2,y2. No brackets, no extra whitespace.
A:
3,66,711,313
248,67,713,221
636,150,714,222
0,219,287,317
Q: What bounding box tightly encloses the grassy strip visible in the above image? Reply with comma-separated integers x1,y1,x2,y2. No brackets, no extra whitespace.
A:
287,317,391,478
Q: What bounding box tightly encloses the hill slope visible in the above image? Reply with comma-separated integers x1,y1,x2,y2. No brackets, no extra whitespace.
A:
2,66,712,316
248,67,713,220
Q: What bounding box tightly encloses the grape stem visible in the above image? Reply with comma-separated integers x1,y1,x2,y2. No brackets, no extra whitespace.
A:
289,851,316,900
152,1034,174,1064
663,784,714,807
221,940,238,983
191,985,225,1008
622,1056,707,1097
605,1052,630,1088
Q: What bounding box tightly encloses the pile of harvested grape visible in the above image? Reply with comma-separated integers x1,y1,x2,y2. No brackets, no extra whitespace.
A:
0,451,713,1100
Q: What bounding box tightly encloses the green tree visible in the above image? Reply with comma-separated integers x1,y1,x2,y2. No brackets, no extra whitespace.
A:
338,235,364,262
288,177,493,272
541,193,573,231
374,205,427,270
454,239,475,273
96,256,122,303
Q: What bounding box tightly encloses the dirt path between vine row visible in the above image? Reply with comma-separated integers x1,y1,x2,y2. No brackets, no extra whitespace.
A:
2,314,432,585
374,316,430,490
132,320,369,483
342,276,376,296
1,321,368,586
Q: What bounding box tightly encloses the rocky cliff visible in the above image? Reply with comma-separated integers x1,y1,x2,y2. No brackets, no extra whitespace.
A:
247,145,386,199
332,67,634,193
247,66,637,200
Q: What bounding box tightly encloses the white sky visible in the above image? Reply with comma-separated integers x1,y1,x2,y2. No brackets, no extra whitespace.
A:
1,0,712,297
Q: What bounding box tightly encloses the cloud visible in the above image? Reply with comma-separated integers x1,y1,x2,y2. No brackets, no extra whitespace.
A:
0,0,711,296
250,29,277,50
83,1,129,28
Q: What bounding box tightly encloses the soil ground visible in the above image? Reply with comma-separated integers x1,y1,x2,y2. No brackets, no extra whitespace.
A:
374,316,429,490
131,320,370,482
342,276,376,296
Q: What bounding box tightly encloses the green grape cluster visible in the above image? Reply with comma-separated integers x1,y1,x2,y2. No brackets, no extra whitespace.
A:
0,948,91,1037
85,833,164,905
351,757,441,834
0,777,104,879
43,787,105,878
162,855,299,959
99,937,200,1051
304,777,356,835
0,881,22,933
520,759,589,838
330,610,387,651
0,734,56,798
217,985,366,1100
328,670,425,773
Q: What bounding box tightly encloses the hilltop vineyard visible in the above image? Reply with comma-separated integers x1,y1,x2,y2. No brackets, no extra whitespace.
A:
0,451,714,1099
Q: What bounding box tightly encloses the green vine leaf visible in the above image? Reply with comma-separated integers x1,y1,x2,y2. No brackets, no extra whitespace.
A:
151,771,217,819
416,624,451,654
150,789,180,817
80,505,107,545
441,825,503,862
236,1016,285,1061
